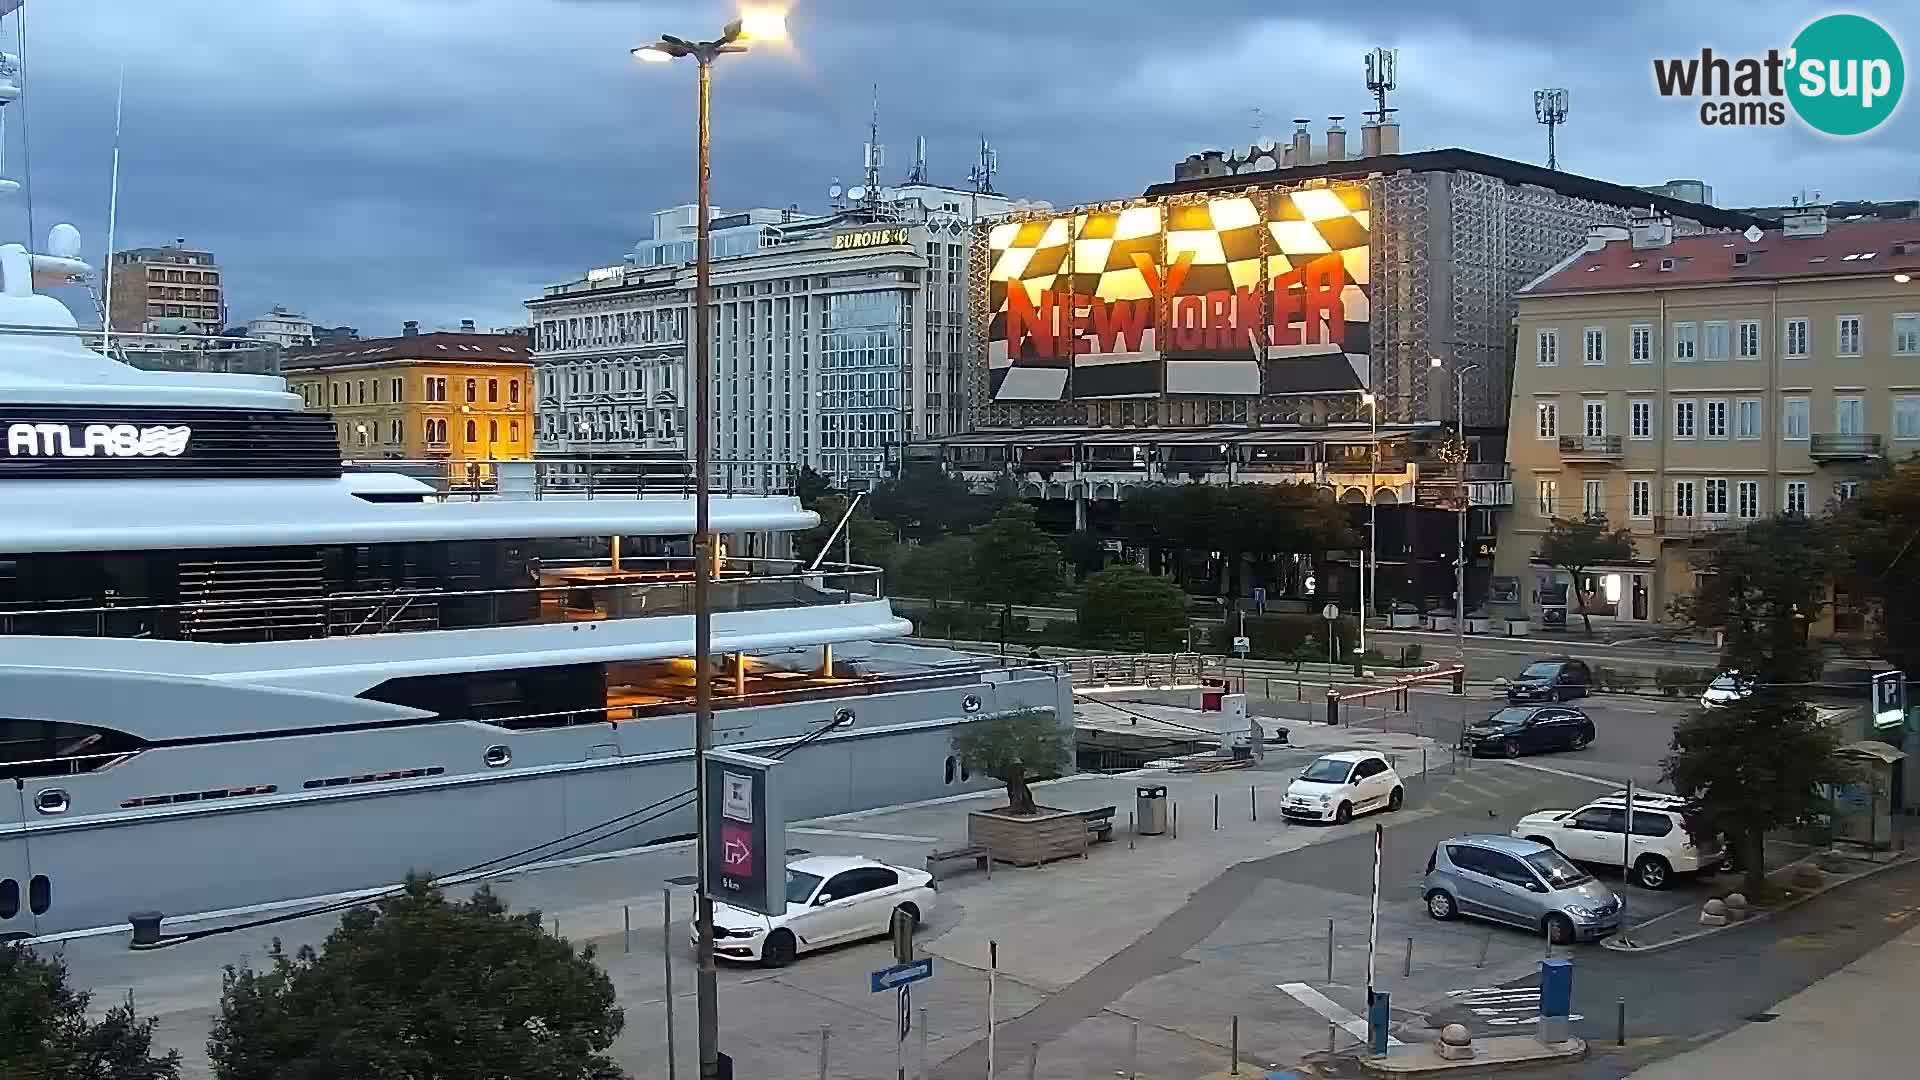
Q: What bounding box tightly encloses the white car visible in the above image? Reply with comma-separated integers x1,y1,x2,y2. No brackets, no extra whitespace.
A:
1281,751,1405,824
697,854,937,966
1700,672,1752,710
1512,790,1722,890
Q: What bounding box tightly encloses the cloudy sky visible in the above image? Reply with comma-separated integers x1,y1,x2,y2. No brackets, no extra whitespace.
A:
14,0,1917,335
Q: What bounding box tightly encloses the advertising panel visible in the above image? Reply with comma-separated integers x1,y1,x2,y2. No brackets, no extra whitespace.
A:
702,748,786,917
984,184,1371,402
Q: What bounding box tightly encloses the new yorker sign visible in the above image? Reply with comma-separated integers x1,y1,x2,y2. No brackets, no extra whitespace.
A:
832,226,911,251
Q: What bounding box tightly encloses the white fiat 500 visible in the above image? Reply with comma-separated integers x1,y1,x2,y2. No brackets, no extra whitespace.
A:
1281,751,1405,824
697,854,937,967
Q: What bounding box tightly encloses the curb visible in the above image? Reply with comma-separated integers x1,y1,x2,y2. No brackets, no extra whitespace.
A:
1601,851,1920,954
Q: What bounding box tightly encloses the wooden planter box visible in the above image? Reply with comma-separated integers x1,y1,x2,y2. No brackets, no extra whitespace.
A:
967,806,1087,867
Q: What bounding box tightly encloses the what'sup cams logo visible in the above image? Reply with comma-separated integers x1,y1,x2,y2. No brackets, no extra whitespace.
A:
1653,12,1905,136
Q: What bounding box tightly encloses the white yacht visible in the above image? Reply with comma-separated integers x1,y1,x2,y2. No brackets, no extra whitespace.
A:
0,236,1069,941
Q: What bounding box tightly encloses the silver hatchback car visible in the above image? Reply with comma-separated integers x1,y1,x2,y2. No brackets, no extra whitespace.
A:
1422,834,1623,943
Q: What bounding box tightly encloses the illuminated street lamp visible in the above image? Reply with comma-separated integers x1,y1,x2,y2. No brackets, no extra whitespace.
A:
1432,355,1480,713
632,11,787,1080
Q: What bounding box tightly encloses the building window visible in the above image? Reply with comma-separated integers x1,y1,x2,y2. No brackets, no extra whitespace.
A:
427,376,447,402
465,419,477,442
1673,399,1697,439
1836,480,1859,501
1785,317,1809,357
488,419,499,443
465,378,477,403
1673,480,1697,518
1583,327,1605,366
1837,315,1863,356
1733,398,1761,439
1536,401,1558,439
485,378,498,403
391,377,404,402
1782,396,1810,440
1630,479,1652,519
1704,477,1728,516
1836,396,1865,435
1630,323,1653,364
1584,400,1606,437
1702,320,1730,361
1896,396,1920,441
1737,320,1762,359
1705,399,1729,439
1785,480,1809,515
1896,314,1920,356
510,420,521,442
1536,328,1559,367
1583,479,1605,518
510,379,521,405
1737,480,1760,520
391,419,403,444
1629,399,1653,440
1672,321,1697,362
1537,479,1558,516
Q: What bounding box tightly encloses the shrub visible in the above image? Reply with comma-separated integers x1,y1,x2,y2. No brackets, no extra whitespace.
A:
1655,666,1715,696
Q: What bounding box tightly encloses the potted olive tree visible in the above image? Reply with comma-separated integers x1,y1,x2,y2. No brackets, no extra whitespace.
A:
954,708,1080,866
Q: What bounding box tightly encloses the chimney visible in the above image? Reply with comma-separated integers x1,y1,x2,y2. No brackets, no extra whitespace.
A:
1325,116,1347,161
1291,119,1312,166
402,320,419,337
1281,144,1295,167
1377,120,1401,155
459,319,476,333
1629,214,1673,249
1782,205,1828,238
1585,224,1630,251
1360,121,1382,158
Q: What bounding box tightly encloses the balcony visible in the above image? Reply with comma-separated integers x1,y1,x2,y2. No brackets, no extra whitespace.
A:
1557,434,1625,463
1808,433,1884,462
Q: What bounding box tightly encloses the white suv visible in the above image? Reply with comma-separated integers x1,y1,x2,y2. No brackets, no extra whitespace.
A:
1282,751,1405,824
1512,791,1721,890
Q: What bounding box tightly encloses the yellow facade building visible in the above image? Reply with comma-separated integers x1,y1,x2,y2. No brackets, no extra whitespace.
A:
282,330,535,469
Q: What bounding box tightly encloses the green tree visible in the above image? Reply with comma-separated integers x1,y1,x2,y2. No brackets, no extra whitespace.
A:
1076,564,1188,651
795,494,898,569
1115,483,1356,600
0,945,181,1080
949,707,1072,815
1663,515,1850,896
894,535,976,605
869,461,991,542
1535,514,1636,635
969,502,1062,655
1836,459,1920,675
1059,530,1108,583
794,465,835,507
209,879,623,1080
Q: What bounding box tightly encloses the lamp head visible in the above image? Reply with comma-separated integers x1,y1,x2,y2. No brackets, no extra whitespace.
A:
737,7,787,43
632,45,673,63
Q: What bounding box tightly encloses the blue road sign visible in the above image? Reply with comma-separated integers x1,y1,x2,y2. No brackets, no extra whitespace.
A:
870,958,934,993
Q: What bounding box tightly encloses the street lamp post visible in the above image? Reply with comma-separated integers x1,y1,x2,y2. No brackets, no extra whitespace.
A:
1431,357,1480,668
1359,393,1379,655
634,14,785,1080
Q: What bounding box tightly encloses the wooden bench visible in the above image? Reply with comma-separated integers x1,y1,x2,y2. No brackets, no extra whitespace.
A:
926,844,992,881
1077,805,1117,845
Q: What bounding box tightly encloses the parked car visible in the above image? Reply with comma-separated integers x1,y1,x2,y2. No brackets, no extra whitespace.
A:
1505,658,1592,703
1461,705,1596,757
699,855,936,967
1422,834,1623,943
1281,751,1404,824
1700,671,1753,710
1512,790,1722,889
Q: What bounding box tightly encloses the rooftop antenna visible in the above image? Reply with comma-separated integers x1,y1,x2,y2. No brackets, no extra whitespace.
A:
1363,47,1398,124
906,134,927,185
100,59,124,348
968,134,998,195
861,84,884,212
1533,88,1569,170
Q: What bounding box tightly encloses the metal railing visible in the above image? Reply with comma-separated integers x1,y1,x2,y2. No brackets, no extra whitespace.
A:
1057,652,1228,688
0,558,886,642
1558,434,1625,459
0,324,284,375
1809,433,1884,460
340,457,797,499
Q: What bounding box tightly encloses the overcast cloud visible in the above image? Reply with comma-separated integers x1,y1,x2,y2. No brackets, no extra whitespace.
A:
12,0,1916,334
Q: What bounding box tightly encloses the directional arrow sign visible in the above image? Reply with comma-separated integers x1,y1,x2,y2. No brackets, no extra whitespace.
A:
870,958,934,993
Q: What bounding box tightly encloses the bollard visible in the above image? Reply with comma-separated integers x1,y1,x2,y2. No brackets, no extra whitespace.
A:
1328,1021,1337,1055
818,1026,830,1080
1475,929,1491,968
1451,668,1464,694
1230,1014,1240,1075
623,904,631,954
1326,917,1335,982
1214,792,1220,830
919,1008,929,1080
1616,997,1626,1046
1127,1021,1140,1080
1404,936,1413,978
1129,811,1136,850
1325,688,1339,725
1421,747,1428,780
663,889,678,1080
1027,1042,1038,1080
1173,801,1179,838
1250,784,1257,822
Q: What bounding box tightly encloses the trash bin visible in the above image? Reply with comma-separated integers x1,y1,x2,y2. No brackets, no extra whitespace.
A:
1137,785,1169,836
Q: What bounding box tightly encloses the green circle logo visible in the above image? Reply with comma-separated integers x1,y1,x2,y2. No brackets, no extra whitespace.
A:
1787,13,1905,136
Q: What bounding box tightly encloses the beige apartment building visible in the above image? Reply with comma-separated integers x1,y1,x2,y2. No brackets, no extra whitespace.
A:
1496,209,1920,635
107,239,225,334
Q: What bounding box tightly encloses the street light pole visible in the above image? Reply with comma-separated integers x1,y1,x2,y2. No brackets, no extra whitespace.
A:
1433,356,1479,745
633,16,783,1080
1359,393,1378,655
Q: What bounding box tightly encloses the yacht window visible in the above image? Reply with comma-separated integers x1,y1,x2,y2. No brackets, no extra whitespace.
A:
121,784,279,809
944,756,956,784
0,878,16,919
2,719,145,779
484,745,512,768
33,788,69,814
28,875,48,916
302,766,444,790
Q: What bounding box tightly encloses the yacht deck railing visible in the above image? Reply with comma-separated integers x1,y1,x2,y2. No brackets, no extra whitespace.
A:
341,457,797,500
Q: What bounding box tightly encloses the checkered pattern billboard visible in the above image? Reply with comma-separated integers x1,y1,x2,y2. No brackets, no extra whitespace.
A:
984,185,1371,401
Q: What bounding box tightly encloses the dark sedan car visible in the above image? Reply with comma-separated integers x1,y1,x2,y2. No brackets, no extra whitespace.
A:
1461,705,1596,757
1505,659,1592,703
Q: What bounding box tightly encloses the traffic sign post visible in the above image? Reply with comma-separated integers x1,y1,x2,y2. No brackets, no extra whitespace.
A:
868,958,934,993
875,911,929,1080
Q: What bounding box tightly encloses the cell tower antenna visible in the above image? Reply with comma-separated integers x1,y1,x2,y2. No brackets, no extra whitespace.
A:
1533,88,1569,170
968,134,998,195
861,84,884,211
1364,47,1398,124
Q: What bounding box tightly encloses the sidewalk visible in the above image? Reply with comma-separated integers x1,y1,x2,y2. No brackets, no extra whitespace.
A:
1622,921,1920,1080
